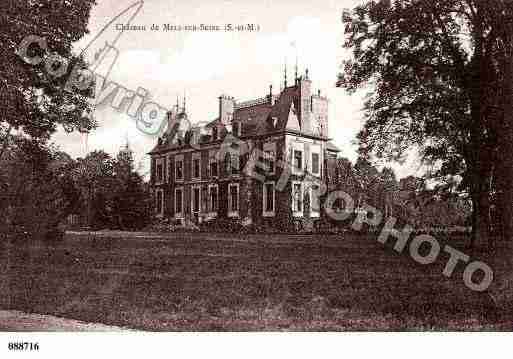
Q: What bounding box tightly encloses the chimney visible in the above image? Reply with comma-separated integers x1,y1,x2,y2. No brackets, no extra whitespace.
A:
219,94,235,126
268,85,276,105
299,71,312,133
166,108,177,137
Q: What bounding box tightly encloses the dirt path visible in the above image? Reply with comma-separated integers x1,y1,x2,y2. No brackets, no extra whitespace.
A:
0,310,132,332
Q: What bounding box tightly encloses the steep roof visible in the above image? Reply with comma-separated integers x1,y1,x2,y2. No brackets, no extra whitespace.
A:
234,102,273,137
149,84,328,155
268,86,301,131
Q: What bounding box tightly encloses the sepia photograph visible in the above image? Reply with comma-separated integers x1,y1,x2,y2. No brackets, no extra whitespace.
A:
1,0,513,355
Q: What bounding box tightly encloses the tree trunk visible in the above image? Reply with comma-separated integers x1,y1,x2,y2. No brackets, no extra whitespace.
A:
467,22,491,250
471,188,490,250
488,39,513,311
497,46,513,242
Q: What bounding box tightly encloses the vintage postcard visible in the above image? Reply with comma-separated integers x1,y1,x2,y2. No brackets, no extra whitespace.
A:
1,0,513,357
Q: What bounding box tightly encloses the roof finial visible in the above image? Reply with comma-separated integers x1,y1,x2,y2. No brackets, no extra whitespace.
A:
123,131,130,152
284,57,288,88
183,90,186,112
176,96,180,112
295,53,298,82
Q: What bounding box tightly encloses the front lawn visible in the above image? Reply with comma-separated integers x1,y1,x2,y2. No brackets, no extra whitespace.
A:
0,231,507,330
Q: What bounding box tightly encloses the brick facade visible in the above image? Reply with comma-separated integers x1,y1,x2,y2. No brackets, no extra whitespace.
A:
149,71,340,229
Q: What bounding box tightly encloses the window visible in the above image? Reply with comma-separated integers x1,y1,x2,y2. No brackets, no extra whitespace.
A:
209,185,218,213
225,153,232,175
191,153,201,180
292,182,303,216
168,156,173,180
225,152,240,176
175,158,183,181
263,142,276,174
232,154,240,175
263,182,275,216
293,150,303,172
315,116,324,135
156,190,164,215
312,153,320,175
310,184,320,217
192,187,201,213
212,126,218,141
228,183,239,216
156,163,163,183
264,151,275,174
175,188,183,217
210,159,218,177
193,158,200,179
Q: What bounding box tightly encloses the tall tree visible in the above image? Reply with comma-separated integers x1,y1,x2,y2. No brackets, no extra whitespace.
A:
111,146,151,230
0,0,97,159
338,0,513,246
73,150,116,229
0,138,80,240
480,1,513,244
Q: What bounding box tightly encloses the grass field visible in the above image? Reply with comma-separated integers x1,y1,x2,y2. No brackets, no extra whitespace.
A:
0,231,510,331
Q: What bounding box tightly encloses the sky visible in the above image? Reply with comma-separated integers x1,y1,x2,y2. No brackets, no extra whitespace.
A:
51,0,422,178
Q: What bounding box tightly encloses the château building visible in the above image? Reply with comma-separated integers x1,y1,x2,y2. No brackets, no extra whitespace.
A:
149,69,340,229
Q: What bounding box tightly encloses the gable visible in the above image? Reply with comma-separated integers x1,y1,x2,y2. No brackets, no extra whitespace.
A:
285,102,300,131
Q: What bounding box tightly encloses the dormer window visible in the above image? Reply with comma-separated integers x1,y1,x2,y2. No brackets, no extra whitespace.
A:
212,126,218,141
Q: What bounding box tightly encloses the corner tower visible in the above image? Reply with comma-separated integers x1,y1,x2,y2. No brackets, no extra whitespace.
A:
299,69,312,134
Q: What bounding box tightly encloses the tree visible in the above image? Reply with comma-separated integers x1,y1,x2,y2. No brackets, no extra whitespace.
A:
111,146,151,230
479,1,513,246
338,0,513,247
0,1,97,239
0,0,97,161
73,151,116,229
67,147,151,231
324,156,401,229
0,138,80,240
